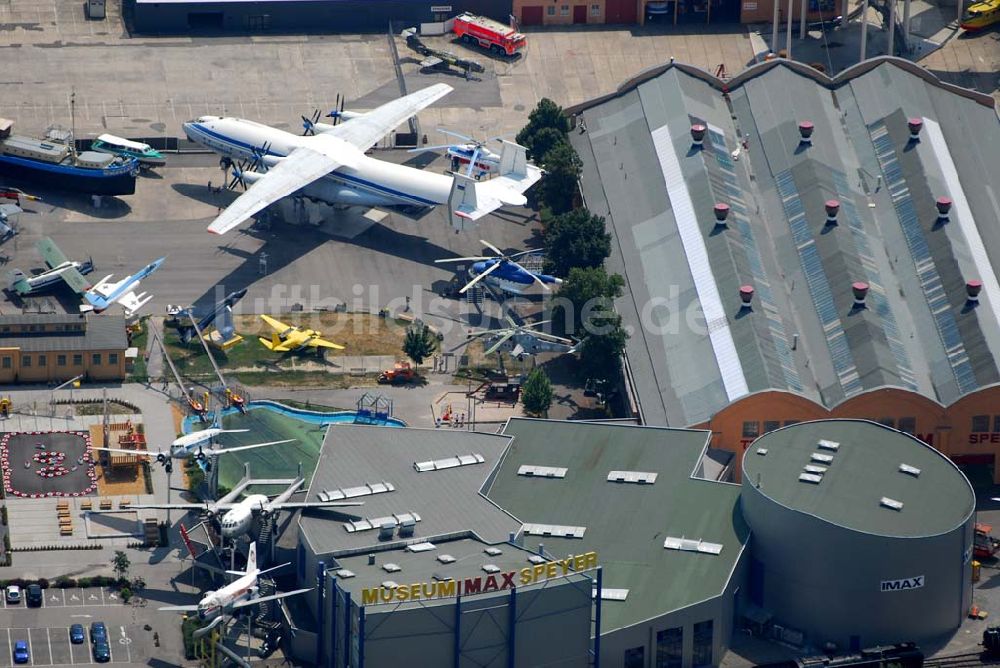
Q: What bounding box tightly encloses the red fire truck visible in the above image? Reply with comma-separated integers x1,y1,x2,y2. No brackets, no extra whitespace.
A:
452,12,526,56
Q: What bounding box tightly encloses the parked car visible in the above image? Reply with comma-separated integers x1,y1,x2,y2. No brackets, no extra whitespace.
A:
92,641,111,663
5,585,21,604
69,624,85,644
89,621,108,644
26,584,41,607
12,640,29,664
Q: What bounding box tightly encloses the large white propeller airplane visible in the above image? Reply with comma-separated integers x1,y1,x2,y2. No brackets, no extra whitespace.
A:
160,542,311,632
129,464,361,539
182,83,542,235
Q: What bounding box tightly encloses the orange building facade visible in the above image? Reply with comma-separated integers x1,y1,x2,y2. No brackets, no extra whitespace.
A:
692,385,1000,483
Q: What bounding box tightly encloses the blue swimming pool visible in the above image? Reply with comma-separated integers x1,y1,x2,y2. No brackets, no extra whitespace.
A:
182,399,406,433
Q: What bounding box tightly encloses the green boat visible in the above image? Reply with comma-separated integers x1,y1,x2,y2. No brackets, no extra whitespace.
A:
90,133,166,168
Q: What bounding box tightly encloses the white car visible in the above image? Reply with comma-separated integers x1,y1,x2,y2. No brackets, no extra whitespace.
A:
6,585,21,604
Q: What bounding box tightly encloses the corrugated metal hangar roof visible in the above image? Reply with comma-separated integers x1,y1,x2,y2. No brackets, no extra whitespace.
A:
569,57,1000,427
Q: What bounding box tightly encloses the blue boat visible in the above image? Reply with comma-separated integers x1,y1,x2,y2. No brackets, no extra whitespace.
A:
0,120,138,196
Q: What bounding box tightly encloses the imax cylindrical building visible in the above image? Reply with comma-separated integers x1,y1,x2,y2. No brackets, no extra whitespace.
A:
741,419,975,650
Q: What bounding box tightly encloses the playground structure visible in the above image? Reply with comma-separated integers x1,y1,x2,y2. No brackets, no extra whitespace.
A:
0,397,11,418
103,420,148,469
354,392,393,424
225,388,247,415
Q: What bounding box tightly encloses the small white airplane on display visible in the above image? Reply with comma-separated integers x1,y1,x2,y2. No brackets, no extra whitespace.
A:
182,83,542,235
159,542,311,630
131,465,362,539
91,433,292,471
81,256,165,316
409,128,504,179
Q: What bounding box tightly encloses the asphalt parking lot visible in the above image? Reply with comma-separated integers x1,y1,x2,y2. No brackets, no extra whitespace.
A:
0,588,164,666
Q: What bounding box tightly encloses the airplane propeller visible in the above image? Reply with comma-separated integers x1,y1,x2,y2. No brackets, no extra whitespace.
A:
325,94,347,126
301,109,322,136
435,240,551,294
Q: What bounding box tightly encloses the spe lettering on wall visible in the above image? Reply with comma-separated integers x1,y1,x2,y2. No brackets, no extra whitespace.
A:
880,575,924,592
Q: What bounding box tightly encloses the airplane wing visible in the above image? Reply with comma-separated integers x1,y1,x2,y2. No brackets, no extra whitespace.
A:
268,501,364,510
36,237,70,269
210,439,296,455
232,588,313,609
90,447,154,458
260,314,295,336
55,266,92,295
208,143,357,236
158,604,200,612
116,290,154,317
307,337,345,350
327,83,452,151
128,502,235,511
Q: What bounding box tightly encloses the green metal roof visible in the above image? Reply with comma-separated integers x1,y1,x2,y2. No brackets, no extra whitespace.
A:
487,418,748,632
742,419,975,537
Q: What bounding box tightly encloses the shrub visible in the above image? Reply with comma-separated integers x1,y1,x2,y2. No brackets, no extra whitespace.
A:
77,577,91,588
55,576,75,589
37,578,49,589
120,587,132,603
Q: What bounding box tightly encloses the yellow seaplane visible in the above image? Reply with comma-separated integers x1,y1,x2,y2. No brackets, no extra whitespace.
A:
961,0,1000,30
258,314,345,353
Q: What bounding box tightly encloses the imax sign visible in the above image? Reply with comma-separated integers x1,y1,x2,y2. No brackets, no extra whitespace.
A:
880,576,924,592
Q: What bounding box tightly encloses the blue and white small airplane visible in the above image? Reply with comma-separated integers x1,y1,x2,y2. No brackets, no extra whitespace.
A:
436,240,562,295
82,256,165,316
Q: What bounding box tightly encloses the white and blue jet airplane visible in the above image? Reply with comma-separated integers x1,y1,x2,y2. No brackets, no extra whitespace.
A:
81,256,165,316
183,84,542,235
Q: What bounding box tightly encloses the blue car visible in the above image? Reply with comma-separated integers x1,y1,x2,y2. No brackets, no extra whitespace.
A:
90,621,107,643
69,624,85,644
92,641,111,663
13,640,29,664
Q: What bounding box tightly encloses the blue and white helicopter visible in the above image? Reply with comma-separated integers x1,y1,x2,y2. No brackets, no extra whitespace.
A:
436,239,563,296
409,128,504,179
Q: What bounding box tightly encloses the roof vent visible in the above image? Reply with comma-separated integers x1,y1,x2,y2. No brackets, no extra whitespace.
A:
437,554,456,564
406,541,435,552
824,199,840,225
336,569,356,579
607,470,658,484
523,523,587,539
690,123,707,147
382,563,402,573
804,464,827,474
482,564,501,574
713,202,731,226
966,280,983,303
485,546,503,556
378,521,395,541
798,121,814,144
899,463,921,477
398,518,416,537
817,439,840,451
799,473,823,484
381,580,399,589
593,587,630,601
663,536,723,554
518,465,568,479
810,452,834,464
936,196,952,220
528,555,546,565
852,282,869,307
907,117,923,140
319,480,395,502
880,497,904,511
739,285,755,306
414,453,485,472
756,447,769,456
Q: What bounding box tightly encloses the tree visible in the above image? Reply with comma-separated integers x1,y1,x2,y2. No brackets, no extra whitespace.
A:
553,267,625,336
538,143,582,215
523,127,567,164
402,323,438,366
520,367,554,416
578,312,629,389
111,550,130,583
516,98,570,161
543,209,612,277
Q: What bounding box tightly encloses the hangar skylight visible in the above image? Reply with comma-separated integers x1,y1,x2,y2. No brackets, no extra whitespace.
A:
414,454,485,472
663,536,723,554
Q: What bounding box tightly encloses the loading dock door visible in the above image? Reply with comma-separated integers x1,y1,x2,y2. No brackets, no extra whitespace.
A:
521,5,544,24
573,5,588,21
